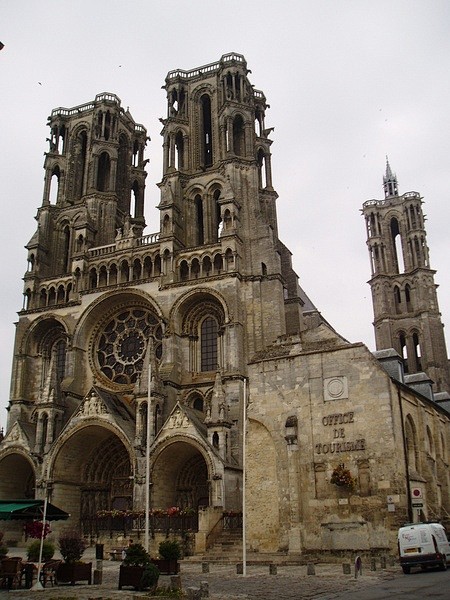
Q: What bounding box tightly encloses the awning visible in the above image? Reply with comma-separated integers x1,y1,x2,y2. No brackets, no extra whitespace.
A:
0,500,70,521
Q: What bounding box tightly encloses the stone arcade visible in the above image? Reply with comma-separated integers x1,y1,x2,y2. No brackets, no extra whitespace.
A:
0,53,449,557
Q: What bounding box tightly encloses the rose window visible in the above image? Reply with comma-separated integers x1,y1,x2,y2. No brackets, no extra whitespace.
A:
95,308,162,386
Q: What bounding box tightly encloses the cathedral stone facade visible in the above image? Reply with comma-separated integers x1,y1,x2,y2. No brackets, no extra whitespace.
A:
0,53,449,557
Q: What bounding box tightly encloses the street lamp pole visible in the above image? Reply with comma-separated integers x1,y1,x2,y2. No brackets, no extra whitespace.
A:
242,377,247,576
144,353,152,552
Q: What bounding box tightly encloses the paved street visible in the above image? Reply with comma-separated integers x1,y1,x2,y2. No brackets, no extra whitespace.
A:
0,546,405,599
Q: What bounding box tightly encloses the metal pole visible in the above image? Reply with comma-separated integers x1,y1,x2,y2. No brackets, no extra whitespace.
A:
144,355,152,552
31,494,48,590
242,377,247,576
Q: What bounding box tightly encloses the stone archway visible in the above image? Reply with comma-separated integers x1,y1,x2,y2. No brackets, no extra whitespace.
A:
51,425,131,535
0,453,35,499
151,441,209,510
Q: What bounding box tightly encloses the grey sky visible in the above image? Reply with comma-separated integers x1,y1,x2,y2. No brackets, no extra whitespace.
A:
1,0,449,430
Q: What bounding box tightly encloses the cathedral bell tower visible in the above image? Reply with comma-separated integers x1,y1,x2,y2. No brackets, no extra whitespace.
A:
156,52,304,338
24,93,148,310
362,159,450,392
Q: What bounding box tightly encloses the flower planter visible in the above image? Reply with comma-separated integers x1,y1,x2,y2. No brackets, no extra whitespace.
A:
151,558,180,575
56,561,92,585
118,565,145,590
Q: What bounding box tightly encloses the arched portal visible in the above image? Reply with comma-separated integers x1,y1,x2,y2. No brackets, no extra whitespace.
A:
51,425,131,535
152,441,209,510
0,453,35,499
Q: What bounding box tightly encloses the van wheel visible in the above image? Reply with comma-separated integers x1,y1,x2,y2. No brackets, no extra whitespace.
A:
402,566,410,574
438,560,447,571
421,565,428,571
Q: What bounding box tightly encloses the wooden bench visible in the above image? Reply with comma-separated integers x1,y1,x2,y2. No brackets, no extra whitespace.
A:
109,548,126,561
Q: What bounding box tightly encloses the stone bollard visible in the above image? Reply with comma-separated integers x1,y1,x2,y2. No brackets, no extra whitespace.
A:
93,568,102,584
236,562,243,574
307,562,316,575
269,563,277,575
380,556,387,569
200,581,209,598
370,558,376,571
187,587,202,600
342,563,351,574
202,562,210,573
354,555,362,579
171,575,182,590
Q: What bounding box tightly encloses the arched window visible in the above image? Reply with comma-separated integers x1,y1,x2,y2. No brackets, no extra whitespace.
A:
99,266,108,287
233,114,245,156
193,396,204,412
201,316,218,372
203,256,212,277
390,217,404,273
399,331,408,373
133,258,142,281
191,258,200,279
48,287,56,305
175,131,184,170
97,152,111,191
180,260,189,281
90,268,97,289
213,189,222,241
195,194,204,245
120,260,129,283
405,415,418,471
257,148,266,188
109,263,118,285
73,129,87,201
143,256,152,278
405,284,412,311
62,225,71,273
57,285,65,304
49,165,61,205
39,289,47,308
394,285,401,313
426,425,434,458
213,253,223,274
200,95,213,167
413,331,422,371
182,296,224,373
54,338,67,382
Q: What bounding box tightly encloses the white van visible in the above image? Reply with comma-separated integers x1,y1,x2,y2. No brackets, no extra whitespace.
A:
398,523,450,573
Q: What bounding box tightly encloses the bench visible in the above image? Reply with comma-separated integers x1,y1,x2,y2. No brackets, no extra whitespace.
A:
109,548,126,561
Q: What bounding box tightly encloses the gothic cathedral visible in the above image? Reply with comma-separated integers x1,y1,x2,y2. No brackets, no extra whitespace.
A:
1,54,449,557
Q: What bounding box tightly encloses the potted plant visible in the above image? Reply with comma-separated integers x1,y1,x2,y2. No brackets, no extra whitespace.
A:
57,530,92,585
27,539,55,562
330,464,356,492
0,532,8,558
118,542,160,591
152,539,181,575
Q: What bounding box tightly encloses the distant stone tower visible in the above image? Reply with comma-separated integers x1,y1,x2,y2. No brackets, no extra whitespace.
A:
362,159,450,392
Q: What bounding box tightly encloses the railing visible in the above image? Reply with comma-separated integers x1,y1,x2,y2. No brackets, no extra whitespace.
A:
222,512,243,530
89,514,198,539
87,231,160,257
166,53,246,82
362,191,421,209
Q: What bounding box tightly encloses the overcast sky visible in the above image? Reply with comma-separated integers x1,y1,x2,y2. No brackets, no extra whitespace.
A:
1,1,449,431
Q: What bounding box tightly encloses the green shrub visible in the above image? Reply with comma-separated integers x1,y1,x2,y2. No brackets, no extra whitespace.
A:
123,542,151,567
27,539,55,562
158,539,181,560
58,530,87,563
140,562,160,590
